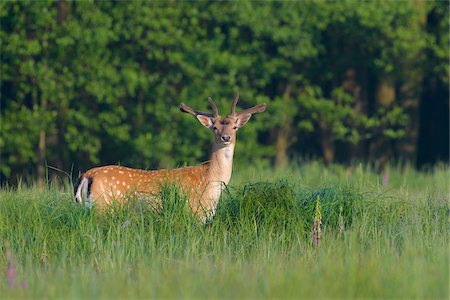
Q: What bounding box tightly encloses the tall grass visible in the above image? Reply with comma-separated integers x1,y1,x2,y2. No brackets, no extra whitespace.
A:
0,163,448,298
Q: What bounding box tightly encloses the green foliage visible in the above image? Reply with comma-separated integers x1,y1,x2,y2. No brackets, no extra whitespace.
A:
366,106,409,139
0,1,447,181
299,86,364,143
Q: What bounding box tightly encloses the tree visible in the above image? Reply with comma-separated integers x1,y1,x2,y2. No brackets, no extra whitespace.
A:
0,1,447,184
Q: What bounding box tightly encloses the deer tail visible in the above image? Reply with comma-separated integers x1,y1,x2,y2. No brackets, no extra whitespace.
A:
74,176,92,206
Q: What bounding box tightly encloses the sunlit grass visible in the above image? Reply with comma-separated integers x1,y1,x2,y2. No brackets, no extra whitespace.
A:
0,163,448,298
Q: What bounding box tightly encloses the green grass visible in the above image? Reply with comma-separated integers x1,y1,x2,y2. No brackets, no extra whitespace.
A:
1,162,448,299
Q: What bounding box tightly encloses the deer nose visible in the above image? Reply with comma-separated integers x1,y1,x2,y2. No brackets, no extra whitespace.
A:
221,135,231,143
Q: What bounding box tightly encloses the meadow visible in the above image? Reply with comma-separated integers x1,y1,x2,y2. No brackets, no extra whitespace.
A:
0,162,448,299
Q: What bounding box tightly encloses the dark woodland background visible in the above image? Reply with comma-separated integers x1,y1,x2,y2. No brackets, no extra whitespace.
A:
1,1,448,185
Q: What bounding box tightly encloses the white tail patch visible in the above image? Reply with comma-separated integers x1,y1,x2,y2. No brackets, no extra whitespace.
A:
75,177,93,209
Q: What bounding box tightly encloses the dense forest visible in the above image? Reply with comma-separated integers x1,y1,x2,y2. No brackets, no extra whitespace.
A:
1,0,448,185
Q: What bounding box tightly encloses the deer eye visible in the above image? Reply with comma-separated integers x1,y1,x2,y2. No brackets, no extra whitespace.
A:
233,126,237,130
212,126,218,131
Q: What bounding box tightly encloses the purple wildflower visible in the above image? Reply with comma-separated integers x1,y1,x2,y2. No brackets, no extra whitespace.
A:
7,263,16,288
5,243,28,289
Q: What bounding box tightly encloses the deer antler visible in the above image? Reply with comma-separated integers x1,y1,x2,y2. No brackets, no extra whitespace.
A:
236,103,266,116
179,97,220,118
230,92,239,116
179,103,213,117
208,97,219,117
229,92,266,117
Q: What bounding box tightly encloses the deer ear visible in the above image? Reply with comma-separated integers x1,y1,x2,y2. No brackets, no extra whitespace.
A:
196,115,213,128
235,114,252,128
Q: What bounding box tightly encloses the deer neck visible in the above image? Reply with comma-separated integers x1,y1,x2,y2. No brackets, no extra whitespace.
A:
208,142,235,185
198,141,234,220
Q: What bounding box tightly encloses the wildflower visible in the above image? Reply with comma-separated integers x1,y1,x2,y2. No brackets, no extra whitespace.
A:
7,262,16,288
338,205,345,234
40,241,48,267
313,196,322,246
5,242,28,289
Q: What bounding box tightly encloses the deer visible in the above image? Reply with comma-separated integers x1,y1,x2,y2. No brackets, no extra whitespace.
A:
74,93,266,222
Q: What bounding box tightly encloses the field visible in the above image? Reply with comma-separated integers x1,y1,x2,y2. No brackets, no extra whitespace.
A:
0,162,448,299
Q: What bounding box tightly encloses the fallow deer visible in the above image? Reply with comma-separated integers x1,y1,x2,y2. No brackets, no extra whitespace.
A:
74,93,266,221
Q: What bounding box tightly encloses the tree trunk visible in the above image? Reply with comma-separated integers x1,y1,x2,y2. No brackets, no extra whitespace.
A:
49,1,72,182
57,1,71,25
37,130,46,187
275,119,292,167
371,77,395,174
417,4,449,167
274,85,292,167
342,67,364,161
36,20,52,187
397,0,426,164
319,121,334,165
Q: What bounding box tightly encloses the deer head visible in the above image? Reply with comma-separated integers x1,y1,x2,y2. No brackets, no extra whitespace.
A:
179,93,266,146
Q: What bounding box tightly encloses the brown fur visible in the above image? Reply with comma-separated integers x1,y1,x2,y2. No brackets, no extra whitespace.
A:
82,163,212,215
